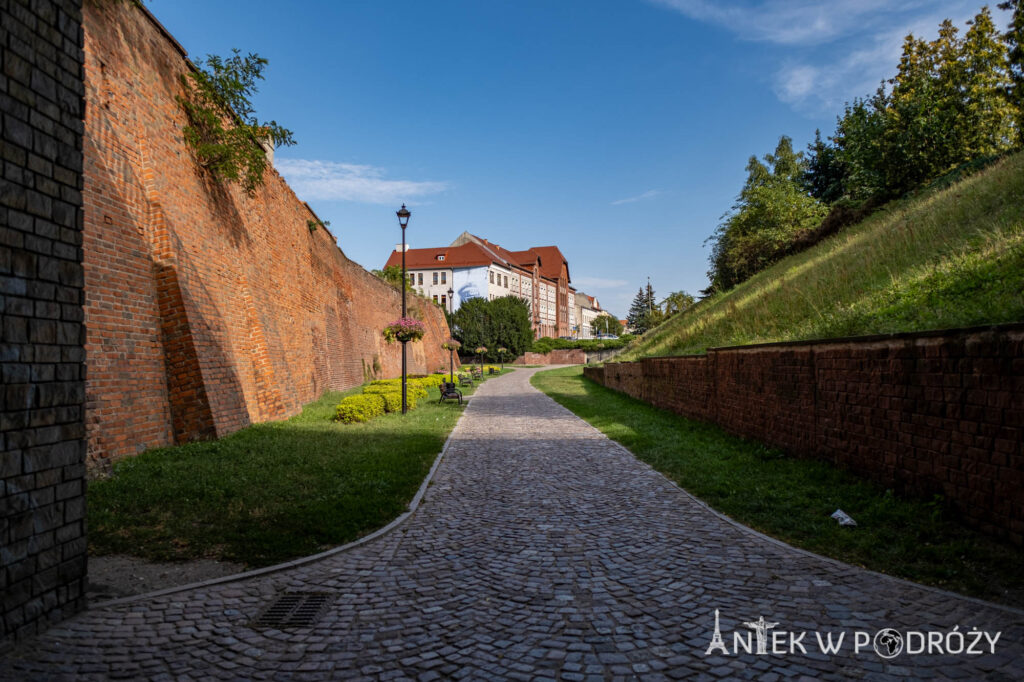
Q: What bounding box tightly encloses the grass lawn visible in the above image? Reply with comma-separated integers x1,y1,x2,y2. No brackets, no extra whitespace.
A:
532,366,1024,607
87,373,500,567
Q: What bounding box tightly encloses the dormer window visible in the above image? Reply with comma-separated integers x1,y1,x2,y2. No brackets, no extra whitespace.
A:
436,255,445,261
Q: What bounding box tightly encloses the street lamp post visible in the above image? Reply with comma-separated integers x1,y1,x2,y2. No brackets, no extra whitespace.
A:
447,287,455,385
397,204,411,414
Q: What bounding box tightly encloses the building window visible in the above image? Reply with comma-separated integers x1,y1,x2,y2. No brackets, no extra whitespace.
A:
409,274,415,285
503,275,508,288
433,294,438,304
441,295,447,308
418,273,423,285
441,272,446,284
489,271,494,284
433,272,438,285
437,255,445,261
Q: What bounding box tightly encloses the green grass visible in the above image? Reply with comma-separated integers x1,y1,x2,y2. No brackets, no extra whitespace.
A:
87,374,499,567
532,366,1024,607
622,151,1024,359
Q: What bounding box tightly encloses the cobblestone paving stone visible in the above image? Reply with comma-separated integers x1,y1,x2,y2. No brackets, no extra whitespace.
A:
3,367,1023,680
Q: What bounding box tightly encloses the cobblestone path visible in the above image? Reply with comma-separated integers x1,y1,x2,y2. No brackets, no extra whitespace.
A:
3,368,1022,680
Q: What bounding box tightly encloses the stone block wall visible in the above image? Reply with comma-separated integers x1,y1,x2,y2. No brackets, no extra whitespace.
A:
585,324,1024,544
80,2,451,470
1,0,87,644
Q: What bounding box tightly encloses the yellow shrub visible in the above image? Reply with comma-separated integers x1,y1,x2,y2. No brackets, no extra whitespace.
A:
335,394,386,423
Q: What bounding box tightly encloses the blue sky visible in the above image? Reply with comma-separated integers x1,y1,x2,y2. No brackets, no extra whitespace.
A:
148,1,1006,317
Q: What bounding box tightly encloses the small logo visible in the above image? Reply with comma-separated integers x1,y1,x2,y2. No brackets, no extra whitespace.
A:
873,629,904,659
743,616,780,655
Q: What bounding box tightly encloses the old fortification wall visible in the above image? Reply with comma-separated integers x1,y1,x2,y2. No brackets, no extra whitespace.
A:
585,324,1024,545
81,2,450,469
1,0,86,644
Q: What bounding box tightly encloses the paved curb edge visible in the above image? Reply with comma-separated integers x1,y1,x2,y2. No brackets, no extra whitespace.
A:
531,366,1024,619
89,392,475,609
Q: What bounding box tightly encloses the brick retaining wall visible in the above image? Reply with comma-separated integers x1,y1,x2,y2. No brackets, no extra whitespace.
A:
80,3,451,470
1,0,87,643
515,349,586,365
585,325,1024,544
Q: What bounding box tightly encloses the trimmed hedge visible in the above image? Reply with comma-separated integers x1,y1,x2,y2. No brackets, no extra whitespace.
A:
378,391,404,413
335,393,386,423
334,373,467,424
365,383,427,400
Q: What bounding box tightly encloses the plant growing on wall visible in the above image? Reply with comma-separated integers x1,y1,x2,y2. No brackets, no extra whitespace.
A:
177,49,296,193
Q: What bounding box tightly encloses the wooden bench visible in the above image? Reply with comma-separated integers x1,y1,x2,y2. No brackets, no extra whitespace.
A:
439,381,462,404
458,374,474,387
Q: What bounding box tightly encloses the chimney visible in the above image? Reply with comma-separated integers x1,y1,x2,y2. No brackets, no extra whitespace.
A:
394,244,410,252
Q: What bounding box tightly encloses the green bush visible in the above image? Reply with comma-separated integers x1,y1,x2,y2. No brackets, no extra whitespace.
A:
531,336,633,354
335,394,386,423
378,391,404,413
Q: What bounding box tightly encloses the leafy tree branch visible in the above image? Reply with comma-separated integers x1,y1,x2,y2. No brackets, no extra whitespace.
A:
177,49,296,194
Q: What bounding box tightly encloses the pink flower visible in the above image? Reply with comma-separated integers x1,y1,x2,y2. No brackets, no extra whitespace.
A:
383,317,426,343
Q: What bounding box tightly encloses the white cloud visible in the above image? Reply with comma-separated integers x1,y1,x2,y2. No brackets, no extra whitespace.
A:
573,276,629,290
275,158,448,204
648,0,914,46
610,189,661,206
650,1,1007,113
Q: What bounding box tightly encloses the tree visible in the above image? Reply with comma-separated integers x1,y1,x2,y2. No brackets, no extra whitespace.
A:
1002,0,1024,137
831,8,1017,201
370,265,404,288
449,296,531,360
662,291,695,316
958,7,1017,156
802,129,847,203
591,314,623,336
626,288,647,331
487,296,533,358
178,49,296,193
706,136,827,291
626,281,663,334
450,297,492,354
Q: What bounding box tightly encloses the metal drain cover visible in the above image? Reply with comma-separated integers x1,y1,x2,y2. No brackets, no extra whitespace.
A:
252,592,333,629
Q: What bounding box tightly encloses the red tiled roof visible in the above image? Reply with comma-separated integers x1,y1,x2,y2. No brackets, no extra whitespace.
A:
529,246,569,282
387,233,571,285
384,242,498,270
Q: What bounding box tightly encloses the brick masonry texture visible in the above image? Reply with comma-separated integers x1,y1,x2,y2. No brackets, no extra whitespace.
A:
585,324,1024,545
0,0,87,644
515,349,587,365
80,2,450,470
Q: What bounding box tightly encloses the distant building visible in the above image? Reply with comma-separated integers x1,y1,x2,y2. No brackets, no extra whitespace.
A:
574,292,604,339
384,232,576,339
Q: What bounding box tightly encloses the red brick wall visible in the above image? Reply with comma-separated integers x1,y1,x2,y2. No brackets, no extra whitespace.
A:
585,324,1024,544
81,3,450,470
515,349,586,365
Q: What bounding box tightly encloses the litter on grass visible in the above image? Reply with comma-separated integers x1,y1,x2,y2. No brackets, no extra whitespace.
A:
831,509,857,527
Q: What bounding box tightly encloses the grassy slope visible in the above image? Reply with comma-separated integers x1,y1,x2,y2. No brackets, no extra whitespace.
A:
623,151,1024,359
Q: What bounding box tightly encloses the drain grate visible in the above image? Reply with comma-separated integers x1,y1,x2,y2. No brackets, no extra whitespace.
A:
251,592,333,629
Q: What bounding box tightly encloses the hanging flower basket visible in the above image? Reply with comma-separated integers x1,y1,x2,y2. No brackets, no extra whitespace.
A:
383,317,426,344
442,338,462,351
497,347,508,355
475,346,488,355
